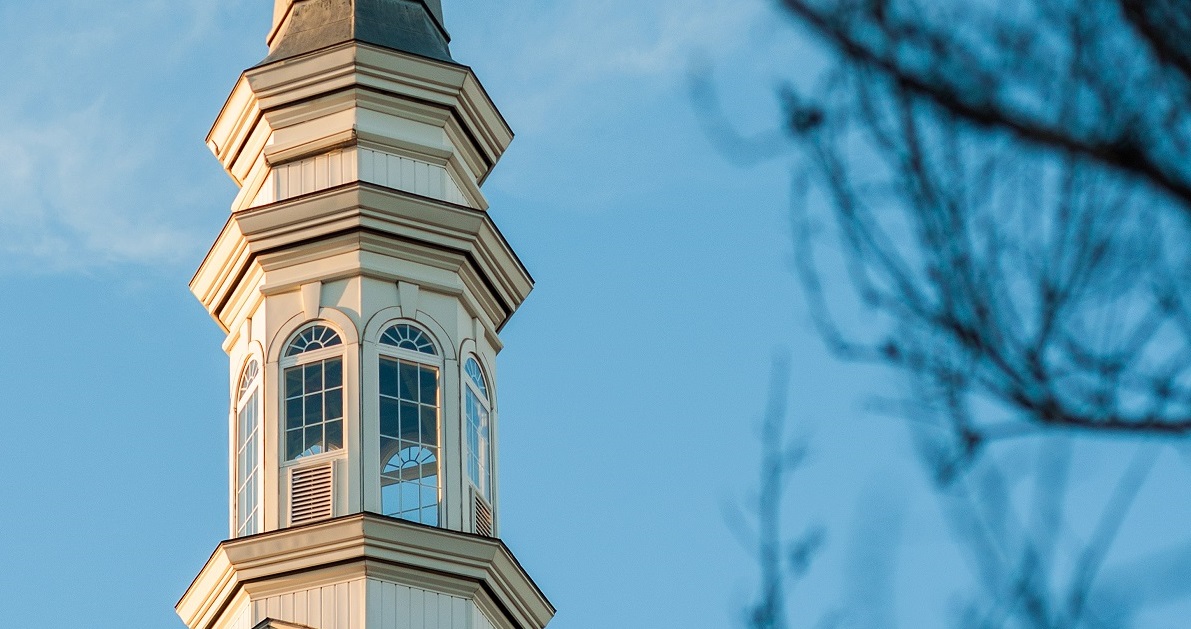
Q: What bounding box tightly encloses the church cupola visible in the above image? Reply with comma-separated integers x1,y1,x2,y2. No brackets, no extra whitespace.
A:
178,2,552,628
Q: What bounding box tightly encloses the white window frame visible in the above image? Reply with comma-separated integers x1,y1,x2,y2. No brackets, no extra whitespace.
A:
279,323,348,470
463,356,492,502
234,359,262,537
377,322,443,526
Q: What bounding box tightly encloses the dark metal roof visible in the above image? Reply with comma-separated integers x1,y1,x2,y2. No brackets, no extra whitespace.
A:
263,0,452,65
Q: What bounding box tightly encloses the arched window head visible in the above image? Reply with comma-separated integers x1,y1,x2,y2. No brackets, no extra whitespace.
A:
464,357,491,501
465,358,488,398
378,322,441,526
282,324,345,461
236,359,262,537
285,325,342,357
380,324,438,355
238,361,260,399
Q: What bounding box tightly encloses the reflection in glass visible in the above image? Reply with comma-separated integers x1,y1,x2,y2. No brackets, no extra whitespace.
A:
379,324,438,355
284,357,344,461
379,352,440,526
464,358,491,499
236,360,261,537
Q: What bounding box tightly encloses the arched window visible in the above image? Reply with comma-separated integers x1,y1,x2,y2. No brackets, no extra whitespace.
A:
378,323,440,525
236,360,262,537
464,357,491,500
282,324,344,461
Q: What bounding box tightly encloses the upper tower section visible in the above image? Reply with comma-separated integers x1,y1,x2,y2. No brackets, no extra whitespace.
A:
205,0,511,221
192,0,531,544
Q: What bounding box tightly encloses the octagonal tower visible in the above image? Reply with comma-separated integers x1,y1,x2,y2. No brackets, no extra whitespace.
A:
178,2,552,628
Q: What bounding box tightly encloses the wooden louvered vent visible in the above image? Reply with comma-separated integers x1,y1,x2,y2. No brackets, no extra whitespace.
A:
474,492,493,537
290,463,334,526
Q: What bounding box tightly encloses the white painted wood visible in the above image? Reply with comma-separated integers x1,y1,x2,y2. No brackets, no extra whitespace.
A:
410,588,424,628
252,578,368,629
396,583,411,627
263,148,470,208
451,599,467,629
364,579,481,629
295,590,309,625
219,604,252,629
473,603,495,629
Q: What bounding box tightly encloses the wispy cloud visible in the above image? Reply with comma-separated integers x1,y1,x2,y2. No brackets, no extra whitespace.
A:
0,0,255,274
0,104,197,271
457,0,775,133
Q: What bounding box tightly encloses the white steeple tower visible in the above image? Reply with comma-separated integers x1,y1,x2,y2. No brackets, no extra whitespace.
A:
177,2,553,628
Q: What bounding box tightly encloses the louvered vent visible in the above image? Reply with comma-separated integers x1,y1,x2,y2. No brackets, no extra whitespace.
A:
290,463,334,526
474,493,493,537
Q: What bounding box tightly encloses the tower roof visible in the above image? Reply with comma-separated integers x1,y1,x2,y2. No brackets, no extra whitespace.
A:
265,0,452,65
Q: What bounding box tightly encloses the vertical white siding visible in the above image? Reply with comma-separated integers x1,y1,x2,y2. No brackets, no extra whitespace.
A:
218,603,252,629
250,172,277,208
258,148,471,208
365,579,477,629
271,149,356,204
471,603,497,629
357,147,466,205
251,578,366,629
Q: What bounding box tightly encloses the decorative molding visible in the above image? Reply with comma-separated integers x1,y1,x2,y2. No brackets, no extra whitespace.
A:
207,43,513,206
177,514,554,629
192,184,531,334
397,281,421,318
300,282,322,319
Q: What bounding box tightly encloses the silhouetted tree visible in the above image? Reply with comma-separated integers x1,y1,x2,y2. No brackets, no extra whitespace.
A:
719,0,1191,626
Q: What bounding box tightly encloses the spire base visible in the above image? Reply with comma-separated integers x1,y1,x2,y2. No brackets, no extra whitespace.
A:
267,0,452,64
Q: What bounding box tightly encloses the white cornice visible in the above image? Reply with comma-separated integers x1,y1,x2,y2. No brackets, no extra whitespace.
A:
190,183,532,333
177,514,554,629
210,42,511,185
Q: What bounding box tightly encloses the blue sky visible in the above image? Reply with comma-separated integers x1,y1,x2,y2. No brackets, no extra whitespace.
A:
2,1,1191,628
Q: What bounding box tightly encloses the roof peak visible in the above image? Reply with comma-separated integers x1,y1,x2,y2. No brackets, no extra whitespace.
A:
266,0,451,65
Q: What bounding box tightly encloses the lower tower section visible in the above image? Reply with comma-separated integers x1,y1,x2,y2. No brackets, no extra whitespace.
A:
178,514,553,629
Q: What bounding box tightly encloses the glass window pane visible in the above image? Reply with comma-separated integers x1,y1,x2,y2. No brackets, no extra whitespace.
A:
380,397,400,438
245,394,259,431
325,358,342,389
304,363,322,393
285,367,303,398
325,419,343,451
421,406,438,446
399,362,418,400
304,393,324,426
237,407,247,440
325,389,343,420
401,482,419,507
286,398,303,430
419,368,437,405
286,429,303,460
382,483,399,510
379,358,400,398
399,402,419,441
247,436,257,469
304,425,323,455
381,438,400,471
465,358,487,398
